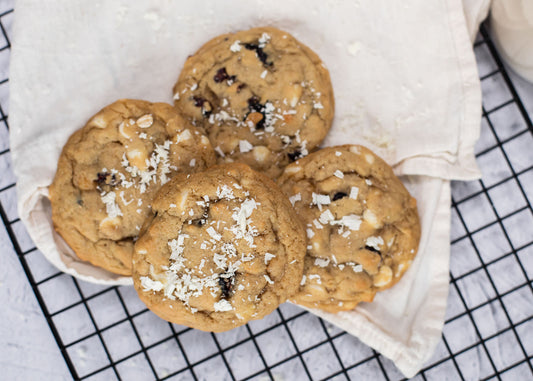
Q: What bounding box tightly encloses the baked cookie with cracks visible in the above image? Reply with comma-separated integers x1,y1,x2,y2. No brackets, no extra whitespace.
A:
133,163,306,332
277,145,420,312
50,99,216,275
173,26,334,178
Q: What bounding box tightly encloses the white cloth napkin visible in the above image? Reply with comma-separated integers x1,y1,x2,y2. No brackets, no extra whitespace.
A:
9,0,487,377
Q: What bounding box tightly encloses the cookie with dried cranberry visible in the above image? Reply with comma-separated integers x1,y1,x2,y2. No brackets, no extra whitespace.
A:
173,27,334,178
277,145,421,312
133,163,306,332
49,99,216,275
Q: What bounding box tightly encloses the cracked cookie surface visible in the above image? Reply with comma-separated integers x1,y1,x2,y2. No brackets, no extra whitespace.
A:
277,145,420,312
173,27,334,178
133,163,306,332
50,99,216,275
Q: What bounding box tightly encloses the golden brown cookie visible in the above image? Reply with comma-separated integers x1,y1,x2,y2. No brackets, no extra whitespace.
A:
173,27,334,178
277,145,421,312
132,163,306,332
50,99,216,275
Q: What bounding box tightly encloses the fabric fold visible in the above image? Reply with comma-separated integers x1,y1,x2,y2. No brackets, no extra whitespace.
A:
9,0,486,376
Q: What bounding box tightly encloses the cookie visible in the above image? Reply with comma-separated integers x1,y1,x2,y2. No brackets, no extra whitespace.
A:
50,99,216,275
277,145,420,312
132,163,306,332
173,27,334,178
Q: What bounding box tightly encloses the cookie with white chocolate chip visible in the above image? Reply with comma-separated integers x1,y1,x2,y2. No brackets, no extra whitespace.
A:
132,163,306,332
277,145,420,312
173,27,334,178
50,99,216,275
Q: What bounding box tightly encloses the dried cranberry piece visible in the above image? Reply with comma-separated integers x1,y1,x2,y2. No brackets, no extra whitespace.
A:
191,218,206,226
332,192,348,201
287,151,301,162
218,275,234,299
245,96,266,129
214,67,229,83
193,96,205,107
244,43,271,66
95,172,108,184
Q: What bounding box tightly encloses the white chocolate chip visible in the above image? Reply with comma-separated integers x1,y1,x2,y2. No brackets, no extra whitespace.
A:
283,165,302,174
136,114,154,128
363,209,381,228
90,114,107,128
126,148,148,170
374,266,393,287
177,129,192,142
99,216,121,238
252,146,270,163
200,135,210,146
349,146,361,155
365,153,375,164
118,120,135,139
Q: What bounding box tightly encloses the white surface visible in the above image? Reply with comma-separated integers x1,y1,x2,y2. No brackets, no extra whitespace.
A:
6,0,486,378
0,222,70,380
490,0,533,82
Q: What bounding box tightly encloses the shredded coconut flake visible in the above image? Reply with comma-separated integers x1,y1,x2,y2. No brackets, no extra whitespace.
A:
264,253,276,264
334,170,344,179
140,276,164,292
230,40,241,52
352,264,364,272
312,193,331,207
214,299,233,312
312,219,323,229
350,187,359,200
339,214,362,231
206,226,222,241
101,192,123,218
289,193,301,206
314,258,330,267
239,140,253,153
217,185,235,200
366,236,384,251
319,209,335,224
258,33,271,47
264,274,274,284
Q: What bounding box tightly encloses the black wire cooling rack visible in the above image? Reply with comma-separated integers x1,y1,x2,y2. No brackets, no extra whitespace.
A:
0,4,532,380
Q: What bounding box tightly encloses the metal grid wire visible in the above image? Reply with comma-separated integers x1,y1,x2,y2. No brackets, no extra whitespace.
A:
0,4,532,380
